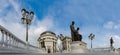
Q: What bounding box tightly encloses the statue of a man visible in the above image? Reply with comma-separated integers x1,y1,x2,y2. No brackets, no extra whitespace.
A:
74,27,82,41
110,37,114,48
70,21,75,41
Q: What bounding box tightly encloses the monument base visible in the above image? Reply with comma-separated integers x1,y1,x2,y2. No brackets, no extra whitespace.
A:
70,41,88,53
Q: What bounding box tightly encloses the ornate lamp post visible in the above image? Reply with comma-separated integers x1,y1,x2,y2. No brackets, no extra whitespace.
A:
21,8,34,49
88,33,95,48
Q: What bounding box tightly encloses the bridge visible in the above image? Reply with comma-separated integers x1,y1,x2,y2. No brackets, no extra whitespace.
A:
0,25,120,55
0,25,45,54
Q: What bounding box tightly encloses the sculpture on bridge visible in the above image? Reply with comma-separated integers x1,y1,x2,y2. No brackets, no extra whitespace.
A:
74,27,82,41
70,21,82,41
70,21,75,41
110,37,115,51
110,37,114,48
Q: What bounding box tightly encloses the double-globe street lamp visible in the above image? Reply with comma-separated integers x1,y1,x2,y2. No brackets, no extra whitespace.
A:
21,8,34,49
88,33,95,48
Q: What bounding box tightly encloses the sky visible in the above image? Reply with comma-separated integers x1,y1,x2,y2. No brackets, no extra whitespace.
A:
0,0,120,48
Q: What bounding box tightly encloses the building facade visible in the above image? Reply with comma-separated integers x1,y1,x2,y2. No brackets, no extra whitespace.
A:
38,31,58,53
59,35,72,52
62,36,71,52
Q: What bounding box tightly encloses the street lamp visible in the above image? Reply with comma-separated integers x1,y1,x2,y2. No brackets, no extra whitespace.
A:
88,33,95,48
21,8,34,49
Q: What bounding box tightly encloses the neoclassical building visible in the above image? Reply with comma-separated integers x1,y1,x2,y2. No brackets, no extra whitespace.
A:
37,31,58,53
62,36,71,52
58,34,72,52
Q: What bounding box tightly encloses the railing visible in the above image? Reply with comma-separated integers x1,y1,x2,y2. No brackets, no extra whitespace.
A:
88,47,120,53
0,25,39,50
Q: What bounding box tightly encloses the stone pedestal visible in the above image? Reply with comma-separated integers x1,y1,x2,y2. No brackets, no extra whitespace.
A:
70,41,87,53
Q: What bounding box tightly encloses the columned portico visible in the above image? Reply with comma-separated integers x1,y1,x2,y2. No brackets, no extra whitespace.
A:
38,31,58,53
61,36,71,52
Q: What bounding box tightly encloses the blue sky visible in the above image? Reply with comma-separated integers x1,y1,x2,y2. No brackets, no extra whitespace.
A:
0,0,120,48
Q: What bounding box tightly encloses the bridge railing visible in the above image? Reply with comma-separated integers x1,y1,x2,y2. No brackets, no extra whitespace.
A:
0,25,39,50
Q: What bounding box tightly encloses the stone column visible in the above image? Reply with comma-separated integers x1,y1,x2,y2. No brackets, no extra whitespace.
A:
66,41,68,51
1,30,4,46
7,35,10,47
39,42,41,48
17,41,19,48
5,33,8,46
14,39,17,46
16,40,18,47
8,35,10,47
68,41,70,51
0,30,2,46
53,41,55,53
14,39,16,46
55,42,56,52
9,35,12,46
12,37,14,47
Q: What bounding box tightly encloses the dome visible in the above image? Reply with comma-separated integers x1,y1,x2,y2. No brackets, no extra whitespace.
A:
40,31,56,35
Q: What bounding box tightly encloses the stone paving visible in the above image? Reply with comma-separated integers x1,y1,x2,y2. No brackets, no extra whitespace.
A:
0,51,119,55
0,46,120,55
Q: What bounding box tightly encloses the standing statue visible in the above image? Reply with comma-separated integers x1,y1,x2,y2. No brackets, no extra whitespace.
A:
70,21,75,41
110,37,114,48
110,37,115,51
58,34,64,40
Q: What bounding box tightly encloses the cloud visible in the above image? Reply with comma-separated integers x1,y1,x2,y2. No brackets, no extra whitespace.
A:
9,0,20,13
0,0,120,48
0,13,54,46
97,33,120,48
104,21,120,29
112,35,120,48
104,21,114,29
45,0,120,48
0,0,54,46
0,0,9,13
0,14,54,46
28,16,54,46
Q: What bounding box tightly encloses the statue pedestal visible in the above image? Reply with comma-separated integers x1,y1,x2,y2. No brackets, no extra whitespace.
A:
70,41,88,53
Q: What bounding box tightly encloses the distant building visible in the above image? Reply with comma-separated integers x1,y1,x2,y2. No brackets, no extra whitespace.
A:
62,36,71,52
37,31,58,53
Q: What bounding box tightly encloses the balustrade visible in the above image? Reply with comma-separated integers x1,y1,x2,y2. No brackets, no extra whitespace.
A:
0,25,39,50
